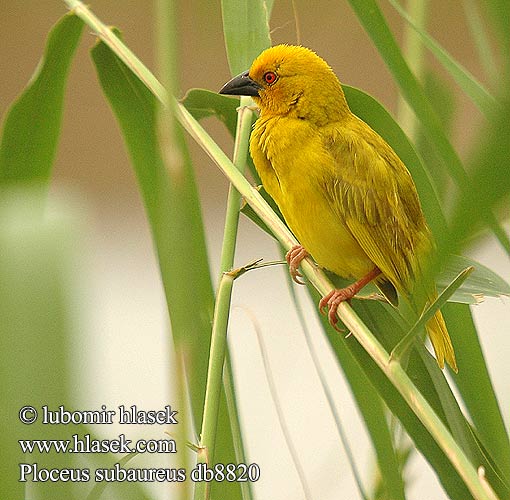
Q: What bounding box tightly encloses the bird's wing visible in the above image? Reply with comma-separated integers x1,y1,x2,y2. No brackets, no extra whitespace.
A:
321,118,430,295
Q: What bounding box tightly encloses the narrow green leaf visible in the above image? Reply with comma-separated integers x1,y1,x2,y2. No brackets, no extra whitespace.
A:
417,344,508,496
390,267,474,363
414,72,456,199
334,335,406,500
484,0,510,69
0,14,83,183
463,0,498,83
447,302,510,484
388,0,496,115
439,255,510,304
156,3,208,499
91,30,214,429
221,0,272,76
91,33,243,500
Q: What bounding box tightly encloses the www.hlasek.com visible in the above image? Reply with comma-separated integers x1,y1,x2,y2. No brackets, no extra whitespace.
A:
17,404,260,484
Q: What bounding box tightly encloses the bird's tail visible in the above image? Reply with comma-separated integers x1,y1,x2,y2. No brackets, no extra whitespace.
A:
426,301,458,373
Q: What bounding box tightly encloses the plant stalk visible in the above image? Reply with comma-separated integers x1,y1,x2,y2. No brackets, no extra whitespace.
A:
217,97,255,500
219,97,254,273
195,271,234,500
196,97,254,500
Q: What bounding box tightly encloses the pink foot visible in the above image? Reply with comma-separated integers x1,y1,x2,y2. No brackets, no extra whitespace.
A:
285,245,309,285
319,287,357,331
319,268,382,331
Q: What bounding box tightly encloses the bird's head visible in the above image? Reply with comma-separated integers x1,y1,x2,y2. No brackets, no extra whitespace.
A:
220,45,349,124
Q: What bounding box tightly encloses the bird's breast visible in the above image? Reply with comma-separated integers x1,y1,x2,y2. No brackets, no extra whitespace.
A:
250,115,374,279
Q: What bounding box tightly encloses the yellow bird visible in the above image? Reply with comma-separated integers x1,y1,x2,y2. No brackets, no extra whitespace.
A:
220,45,457,372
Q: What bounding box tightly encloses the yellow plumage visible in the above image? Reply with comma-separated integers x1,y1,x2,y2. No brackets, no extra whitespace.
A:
220,44,457,372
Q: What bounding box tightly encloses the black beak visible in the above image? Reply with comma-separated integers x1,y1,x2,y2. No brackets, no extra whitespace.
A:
219,70,261,97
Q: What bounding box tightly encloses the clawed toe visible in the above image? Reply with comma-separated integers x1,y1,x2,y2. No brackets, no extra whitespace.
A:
319,288,355,332
319,290,334,314
291,270,305,285
285,245,309,285
319,269,382,333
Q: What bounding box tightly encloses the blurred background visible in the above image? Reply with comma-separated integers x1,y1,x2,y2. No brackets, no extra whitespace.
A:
1,1,508,499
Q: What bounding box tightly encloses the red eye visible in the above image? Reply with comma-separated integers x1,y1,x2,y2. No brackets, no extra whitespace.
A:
263,71,277,85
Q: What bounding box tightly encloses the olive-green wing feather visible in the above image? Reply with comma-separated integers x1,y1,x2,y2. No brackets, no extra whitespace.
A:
321,118,430,298
322,118,457,371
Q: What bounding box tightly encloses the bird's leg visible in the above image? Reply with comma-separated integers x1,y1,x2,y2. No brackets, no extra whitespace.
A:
319,267,382,329
285,245,309,285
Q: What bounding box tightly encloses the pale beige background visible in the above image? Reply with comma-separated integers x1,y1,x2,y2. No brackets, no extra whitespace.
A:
1,2,509,499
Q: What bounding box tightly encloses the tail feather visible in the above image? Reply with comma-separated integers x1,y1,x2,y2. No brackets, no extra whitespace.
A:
426,309,458,373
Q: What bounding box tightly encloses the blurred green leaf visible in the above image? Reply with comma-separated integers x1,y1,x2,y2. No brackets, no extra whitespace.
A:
414,72,456,199
447,96,510,255
484,0,510,70
221,0,272,76
0,14,83,183
0,189,85,499
463,0,498,83
346,0,510,254
345,0,460,180
388,0,496,115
